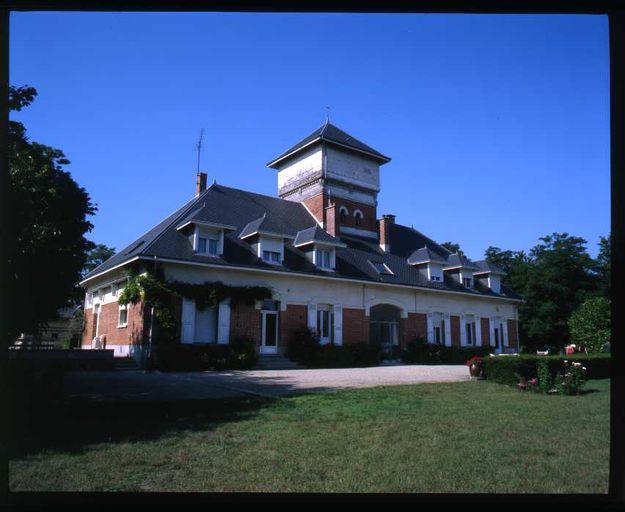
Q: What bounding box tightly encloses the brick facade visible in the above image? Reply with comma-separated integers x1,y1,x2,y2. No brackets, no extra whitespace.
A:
450,315,460,347
343,308,369,344
404,312,427,343
481,317,490,347
507,319,519,350
302,192,378,233
81,301,145,348
280,304,308,349
230,302,261,346
302,193,325,225
325,203,338,237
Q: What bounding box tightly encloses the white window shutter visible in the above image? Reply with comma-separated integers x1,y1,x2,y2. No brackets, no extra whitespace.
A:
502,320,509,347
333,304,343,346
217,299,231,345
443,314,451,347
475,316,482,347
460,314,466,346
489,317,496,348
181,298,196,344
307,303,317,332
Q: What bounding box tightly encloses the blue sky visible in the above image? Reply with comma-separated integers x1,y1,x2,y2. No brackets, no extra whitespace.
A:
10,12,609,258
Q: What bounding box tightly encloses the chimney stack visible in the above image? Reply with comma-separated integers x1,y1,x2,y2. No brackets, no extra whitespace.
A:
195,172,207,196
378,214,395,252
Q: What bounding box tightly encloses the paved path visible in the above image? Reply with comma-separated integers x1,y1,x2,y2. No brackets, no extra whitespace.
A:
64,365,470,403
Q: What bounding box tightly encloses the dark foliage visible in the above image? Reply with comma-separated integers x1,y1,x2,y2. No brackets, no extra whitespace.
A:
481,354,611,387
401,338,491,365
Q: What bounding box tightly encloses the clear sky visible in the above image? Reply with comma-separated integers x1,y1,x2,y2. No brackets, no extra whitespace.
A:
10,12,610,258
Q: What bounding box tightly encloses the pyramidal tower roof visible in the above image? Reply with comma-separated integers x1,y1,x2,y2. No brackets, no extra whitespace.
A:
267,121,391,168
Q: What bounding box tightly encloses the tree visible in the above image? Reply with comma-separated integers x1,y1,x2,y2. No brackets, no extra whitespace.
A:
568,296,610,352
441,241,463,255
521,233,597,349
83,244,116,276
5,85,96,343
594,234,610,298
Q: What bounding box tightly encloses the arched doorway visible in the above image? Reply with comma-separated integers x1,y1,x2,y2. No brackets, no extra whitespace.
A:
369,304,401,359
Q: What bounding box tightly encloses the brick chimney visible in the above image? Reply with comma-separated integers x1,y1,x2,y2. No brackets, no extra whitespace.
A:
324,203,339,237
378,214,395,252
195,172,207,196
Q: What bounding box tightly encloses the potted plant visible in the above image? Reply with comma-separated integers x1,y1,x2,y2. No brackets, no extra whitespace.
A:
466,355,483,378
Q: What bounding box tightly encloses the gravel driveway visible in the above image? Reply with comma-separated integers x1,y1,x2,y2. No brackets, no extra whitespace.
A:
65,365,470,402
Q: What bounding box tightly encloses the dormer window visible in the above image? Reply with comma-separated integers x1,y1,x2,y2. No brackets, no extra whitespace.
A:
315,249,332,269
198,236,219,256
463,277,473,288
262,250,281,264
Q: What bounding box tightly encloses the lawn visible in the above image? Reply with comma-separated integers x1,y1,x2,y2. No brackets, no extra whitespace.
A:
9,379,610,493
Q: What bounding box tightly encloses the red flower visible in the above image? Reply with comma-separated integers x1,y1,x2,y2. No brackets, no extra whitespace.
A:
466,355,482,366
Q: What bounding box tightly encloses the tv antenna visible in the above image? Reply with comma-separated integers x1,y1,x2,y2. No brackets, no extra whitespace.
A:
196,128,204,173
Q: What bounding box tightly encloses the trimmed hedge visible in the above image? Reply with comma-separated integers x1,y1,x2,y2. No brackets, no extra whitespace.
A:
481,354,611,386
154,336,257,371
287,327,381,368
401,338,492,365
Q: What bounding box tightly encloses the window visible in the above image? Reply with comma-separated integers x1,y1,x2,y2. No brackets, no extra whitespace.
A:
463,277,473,288
208,239,218,255
198,237,207,253
316,308,334,342
465,318,476,345
354,210,363,227
316,249,331,269
431,313,446,345
369,260,393,275
198,236,219,255
339,206,348,224
263,250,281,263
118,305,128,327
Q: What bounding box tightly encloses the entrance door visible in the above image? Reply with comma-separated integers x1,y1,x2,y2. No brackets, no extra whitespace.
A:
317,305,334,345
261,310,279,354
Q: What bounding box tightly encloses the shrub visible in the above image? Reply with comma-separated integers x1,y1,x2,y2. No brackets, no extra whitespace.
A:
482,354,610,387
286,327,320,366
555,360,588,395
401,338,491,365
568,297,611,352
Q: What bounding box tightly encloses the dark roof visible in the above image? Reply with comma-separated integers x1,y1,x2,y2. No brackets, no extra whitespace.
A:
267,122,391,168
473,260,506,275
294,226,345,248
82,183,521,301
443,253,481,271
239,214,294,239
407,246,448,265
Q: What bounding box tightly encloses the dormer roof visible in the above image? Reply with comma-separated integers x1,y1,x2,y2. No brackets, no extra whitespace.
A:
407,246,447,265
267,121,391,168
239,214,295,240
293,226,347,248
472,259,507,276
443,252,481,271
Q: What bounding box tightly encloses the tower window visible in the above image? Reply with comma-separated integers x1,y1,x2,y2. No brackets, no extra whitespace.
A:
354,210,363,227
339,206,348,224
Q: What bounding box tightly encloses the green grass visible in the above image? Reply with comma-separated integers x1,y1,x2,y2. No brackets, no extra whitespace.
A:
9,379,610,493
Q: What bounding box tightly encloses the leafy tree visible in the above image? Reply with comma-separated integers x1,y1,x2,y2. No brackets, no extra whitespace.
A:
568,296,610,352
521,233,597,349
441,241,463,255
594,234,610,298
5,85,96,343
83,244,116,276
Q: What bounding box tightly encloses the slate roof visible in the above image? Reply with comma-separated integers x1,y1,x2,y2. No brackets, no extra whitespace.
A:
267,121,391,168
443,253,481,271
82,183,521,301
294,226,345,248
239,214,294,239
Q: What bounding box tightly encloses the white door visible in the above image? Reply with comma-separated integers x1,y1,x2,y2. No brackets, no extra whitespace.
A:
260,311,279,354
317,305,333,345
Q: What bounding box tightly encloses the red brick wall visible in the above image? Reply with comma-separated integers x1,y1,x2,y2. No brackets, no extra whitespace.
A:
302,193,326,225
450,315,460,347
81,302,145,347
481,317,490,347
230,302,261,347
281,304,307,347
325,203,338,237
334,198,377,232
343,308,369,344
404,313,427,342
507,319,519,350
378,217,391,249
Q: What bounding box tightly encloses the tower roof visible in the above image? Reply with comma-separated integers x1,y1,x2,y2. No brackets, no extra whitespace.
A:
267,121,391,168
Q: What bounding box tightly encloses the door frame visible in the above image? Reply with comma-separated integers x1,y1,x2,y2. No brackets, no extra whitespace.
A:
260,310,279,354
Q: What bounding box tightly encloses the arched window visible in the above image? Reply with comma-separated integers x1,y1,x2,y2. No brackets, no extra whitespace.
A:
339,206,348,224
369,304,401,358
354,210,363,227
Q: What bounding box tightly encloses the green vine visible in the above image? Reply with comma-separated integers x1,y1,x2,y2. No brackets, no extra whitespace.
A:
118,270,273,333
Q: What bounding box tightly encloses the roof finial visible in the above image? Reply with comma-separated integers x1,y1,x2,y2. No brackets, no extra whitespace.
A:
325,106,330,124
